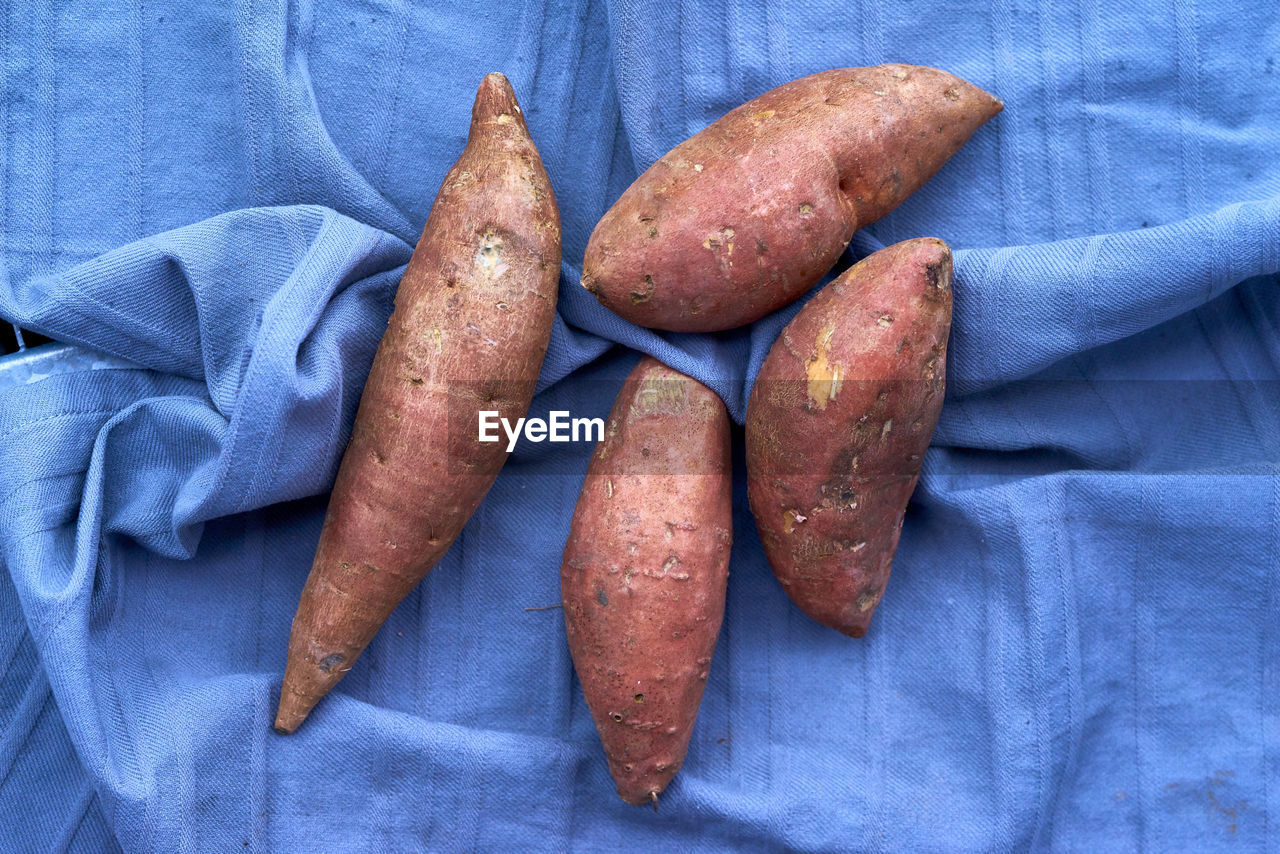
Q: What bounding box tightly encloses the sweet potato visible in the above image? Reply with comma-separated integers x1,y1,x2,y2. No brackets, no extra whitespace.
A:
745,238,951,637
561,356,732,806
581,64,997,332
274,73,560,734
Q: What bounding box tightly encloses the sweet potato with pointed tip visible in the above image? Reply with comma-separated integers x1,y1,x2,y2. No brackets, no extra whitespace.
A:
745,238,951,637
274,73,560,734
581,65,996,332
561,356,732,806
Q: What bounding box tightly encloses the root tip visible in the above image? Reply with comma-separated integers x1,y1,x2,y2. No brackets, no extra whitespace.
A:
472,72,521,122
273,693,312,735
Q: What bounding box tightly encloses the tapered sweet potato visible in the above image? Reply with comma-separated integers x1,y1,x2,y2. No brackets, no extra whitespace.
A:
275,73,560,734
581,65,996,332
561,357,732,806
745,238,951,637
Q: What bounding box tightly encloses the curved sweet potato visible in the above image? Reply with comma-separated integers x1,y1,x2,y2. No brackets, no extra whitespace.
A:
582,65,996,332
745,238,951,637
561,356,732,806
275,73,561,734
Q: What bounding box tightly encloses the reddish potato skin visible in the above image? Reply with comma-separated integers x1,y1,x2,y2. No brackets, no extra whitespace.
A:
745,239,952,637
274,74,561,734
581,65,997,332
561,357,732,806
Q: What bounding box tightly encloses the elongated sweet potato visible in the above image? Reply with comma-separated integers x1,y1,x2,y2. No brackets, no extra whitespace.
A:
275,73,560,734
581,65,996,332
561,357,732,806
745,238,951,637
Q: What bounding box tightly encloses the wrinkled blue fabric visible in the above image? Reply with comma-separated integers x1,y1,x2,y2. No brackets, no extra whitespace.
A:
1,1,1279,851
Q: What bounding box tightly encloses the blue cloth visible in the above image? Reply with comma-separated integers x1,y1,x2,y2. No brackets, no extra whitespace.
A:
1,1,1279,850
